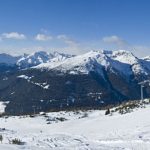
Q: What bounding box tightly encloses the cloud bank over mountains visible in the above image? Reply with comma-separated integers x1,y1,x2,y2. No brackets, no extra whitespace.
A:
0,31,148,57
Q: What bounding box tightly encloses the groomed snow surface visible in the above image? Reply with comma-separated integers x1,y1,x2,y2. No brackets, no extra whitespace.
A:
0,104,150,149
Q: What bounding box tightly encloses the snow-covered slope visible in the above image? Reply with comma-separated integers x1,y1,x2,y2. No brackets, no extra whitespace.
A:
111,50,149,75
143,56,150,61
16,51,73,68
0,51,74,67
111,50,138,64
0,50,150,77
35,50,150,76
0,101,150,149
16,51,51,67
35,50,108,75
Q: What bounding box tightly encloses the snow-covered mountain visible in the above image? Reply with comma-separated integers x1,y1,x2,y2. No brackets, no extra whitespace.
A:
34,50,150,77
111,50,150,75
16,51,74,68
0,49,149,115
143,55,150,61
36,50,107,75
0,49,149,77
0,51,74,67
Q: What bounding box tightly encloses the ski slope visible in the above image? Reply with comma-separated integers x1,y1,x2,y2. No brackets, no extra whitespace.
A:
0,104,150,149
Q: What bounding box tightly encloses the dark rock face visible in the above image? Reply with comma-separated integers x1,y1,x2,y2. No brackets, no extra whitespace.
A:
0,66,148,115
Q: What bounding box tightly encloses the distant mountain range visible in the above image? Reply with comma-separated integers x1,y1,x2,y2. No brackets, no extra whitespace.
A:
1,50,150,75
0,50,150,115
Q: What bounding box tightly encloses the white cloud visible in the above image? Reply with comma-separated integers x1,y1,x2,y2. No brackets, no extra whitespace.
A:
1,32,150,57
102,35,128,48
57,34,79,47
35,34,53,41
2,32,26,40
56,34,83,54
102,35,150,57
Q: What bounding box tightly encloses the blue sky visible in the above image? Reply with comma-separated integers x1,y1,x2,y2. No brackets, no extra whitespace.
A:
0,0,150,56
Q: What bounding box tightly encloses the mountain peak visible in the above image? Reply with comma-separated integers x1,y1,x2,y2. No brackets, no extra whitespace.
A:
143,56,150,61
0,50,149,76
111,50,138,64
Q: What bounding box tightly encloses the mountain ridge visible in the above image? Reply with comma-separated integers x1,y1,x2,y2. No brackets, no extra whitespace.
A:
0,49,150,73
0,49,149,115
